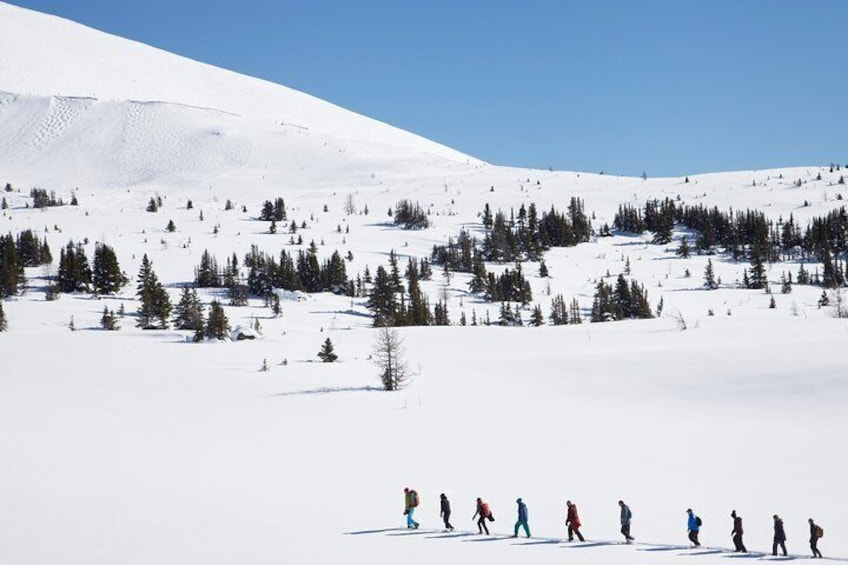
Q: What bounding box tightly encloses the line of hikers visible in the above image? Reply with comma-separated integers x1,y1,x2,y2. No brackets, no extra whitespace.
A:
402,488,826,558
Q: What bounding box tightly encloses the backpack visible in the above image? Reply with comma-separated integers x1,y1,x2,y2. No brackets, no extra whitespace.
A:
410,490,419,508
481,502,490,517
815,525,824,539
626,508,632,520
695,516,703,527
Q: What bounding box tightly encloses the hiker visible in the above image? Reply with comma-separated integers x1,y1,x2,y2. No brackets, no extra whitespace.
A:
686,508,701,547
731,510,747,552
440,493,454,531
809,518,823,558
566,500,585,542
403,487,420,529
772,514,787,556
472,497,493,535
513,498,531,538
619,500,635,543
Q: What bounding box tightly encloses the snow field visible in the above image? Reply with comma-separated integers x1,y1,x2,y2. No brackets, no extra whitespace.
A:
1,2,847,563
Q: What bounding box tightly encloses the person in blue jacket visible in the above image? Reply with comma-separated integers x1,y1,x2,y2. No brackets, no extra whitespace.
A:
686,508,701,547
513,498,531,538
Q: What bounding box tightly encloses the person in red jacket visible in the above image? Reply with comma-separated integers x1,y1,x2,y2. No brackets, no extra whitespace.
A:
566,500,585,542
472,497,493,535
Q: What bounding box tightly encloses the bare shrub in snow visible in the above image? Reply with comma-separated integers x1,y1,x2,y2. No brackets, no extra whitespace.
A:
373,325,408,391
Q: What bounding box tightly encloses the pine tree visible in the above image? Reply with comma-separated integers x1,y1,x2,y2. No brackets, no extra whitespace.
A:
92,243,126,295
703,258,718,290
317,338,338,362
549,294,569,325
747,245,767,289
136,254,172,329
100,306,119,330
0,234,25,297
0,301,7,331
204,300,230,340
194,250,221,287
530,304,545,326
539,259,549,278
57,241,92,293
172,286,204,331
677,236,691,258
433,300,449,325
367,266,399,326
569,298,582,324
780,272,793,294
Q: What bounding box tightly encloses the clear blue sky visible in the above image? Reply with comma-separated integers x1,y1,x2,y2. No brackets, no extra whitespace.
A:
10,0,848,176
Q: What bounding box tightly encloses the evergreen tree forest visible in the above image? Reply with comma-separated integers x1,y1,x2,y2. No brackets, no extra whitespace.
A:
614,200,848,289
194,245,349,297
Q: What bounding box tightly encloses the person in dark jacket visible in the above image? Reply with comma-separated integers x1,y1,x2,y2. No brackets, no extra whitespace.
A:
773,514,787,556
686,508,701,547
731,510,747,552
809,518,823,558
512,498,531,538
566,500,585,542
439,493,454,531
619,500,635,543
472,497,492,535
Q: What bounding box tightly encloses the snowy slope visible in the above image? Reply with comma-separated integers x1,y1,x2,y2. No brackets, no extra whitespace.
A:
0,1,474,191
1,2,847,565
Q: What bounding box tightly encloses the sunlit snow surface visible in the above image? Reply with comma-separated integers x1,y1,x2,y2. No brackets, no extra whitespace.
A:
1,2,846,563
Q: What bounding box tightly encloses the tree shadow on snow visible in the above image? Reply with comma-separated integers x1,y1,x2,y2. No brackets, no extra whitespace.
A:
270,386,382,397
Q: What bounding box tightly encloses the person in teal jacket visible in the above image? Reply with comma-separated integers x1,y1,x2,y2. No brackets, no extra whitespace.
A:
687,508,701,547
513,498,531,538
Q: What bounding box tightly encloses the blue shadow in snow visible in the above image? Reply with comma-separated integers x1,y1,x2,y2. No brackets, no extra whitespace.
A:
344,528,400,535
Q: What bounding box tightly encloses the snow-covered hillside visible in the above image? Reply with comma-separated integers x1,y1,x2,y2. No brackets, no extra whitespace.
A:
1,3,847,565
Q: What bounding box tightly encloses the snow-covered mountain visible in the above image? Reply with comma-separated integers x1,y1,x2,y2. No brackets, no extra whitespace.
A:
0,1,475,191
1,3,847,565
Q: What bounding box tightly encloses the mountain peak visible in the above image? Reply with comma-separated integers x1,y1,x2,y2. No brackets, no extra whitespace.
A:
0,1,471,161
